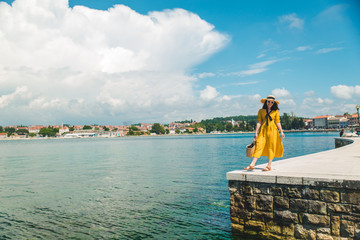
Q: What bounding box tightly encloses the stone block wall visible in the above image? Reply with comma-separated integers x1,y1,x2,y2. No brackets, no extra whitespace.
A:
229,180,360,239
335,138,354,148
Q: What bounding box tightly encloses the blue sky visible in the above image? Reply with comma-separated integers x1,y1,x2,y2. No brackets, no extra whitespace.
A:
0,0,359,125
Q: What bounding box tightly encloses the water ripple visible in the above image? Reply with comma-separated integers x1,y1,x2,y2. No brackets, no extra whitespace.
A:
0,133,337,239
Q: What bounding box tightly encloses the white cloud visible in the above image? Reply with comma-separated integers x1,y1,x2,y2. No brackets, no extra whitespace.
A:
0,0,229,124
217,81,259,89
280,99,296,106
315,98,334,104
238,68,267,76
303,97,333,105
232,59,279,77
222,95,232,101
316,47,343,54
304,90,315,97
163,93,267,121
296,46,312,51
279,13,304,30
233,81,259,86
270,88,296,107
99,47,148,73
0,2,229,72
301,97,334,116
250,94,261,101
219,94,244,101
249,60,278,69
200,85,219,101
297,89,359,117
315,4,348,24
197,72,216,78
272,88,291,98
0,86,32,108
330,85,360,99
29,97,63,109
257,53,265,59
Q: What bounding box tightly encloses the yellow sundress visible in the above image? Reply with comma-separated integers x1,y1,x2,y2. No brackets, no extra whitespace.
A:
253,109,283,159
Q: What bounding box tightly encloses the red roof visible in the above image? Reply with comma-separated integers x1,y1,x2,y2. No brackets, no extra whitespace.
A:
313,115,331,119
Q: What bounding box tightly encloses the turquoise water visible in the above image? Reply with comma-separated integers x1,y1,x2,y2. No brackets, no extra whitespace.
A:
0,132,338,239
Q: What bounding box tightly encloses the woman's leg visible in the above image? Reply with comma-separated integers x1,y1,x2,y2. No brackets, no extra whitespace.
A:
250,157,259,167
262,158,273,171
244,157,258,170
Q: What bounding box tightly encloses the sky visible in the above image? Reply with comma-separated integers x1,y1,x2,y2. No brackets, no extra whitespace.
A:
0,0,359,125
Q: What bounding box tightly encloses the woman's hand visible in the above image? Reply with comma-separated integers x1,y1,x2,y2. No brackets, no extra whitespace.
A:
254,121,261,140
276,122,285,139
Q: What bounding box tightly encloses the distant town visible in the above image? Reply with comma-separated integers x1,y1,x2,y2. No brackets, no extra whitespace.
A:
0,112,359,139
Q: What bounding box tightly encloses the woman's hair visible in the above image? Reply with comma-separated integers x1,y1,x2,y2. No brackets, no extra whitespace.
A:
262,100,279,110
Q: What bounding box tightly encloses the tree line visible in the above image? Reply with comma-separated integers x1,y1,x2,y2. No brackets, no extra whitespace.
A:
0,126,59,137
280,113,305,130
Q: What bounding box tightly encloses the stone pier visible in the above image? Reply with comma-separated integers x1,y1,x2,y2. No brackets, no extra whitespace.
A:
227,137,360,240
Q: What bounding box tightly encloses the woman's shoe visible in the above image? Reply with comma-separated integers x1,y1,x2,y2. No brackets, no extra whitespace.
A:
244,165,255,170
262,166,271,171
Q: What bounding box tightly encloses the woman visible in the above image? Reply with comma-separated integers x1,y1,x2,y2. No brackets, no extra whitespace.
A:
340,129,344,137
244,95,285,171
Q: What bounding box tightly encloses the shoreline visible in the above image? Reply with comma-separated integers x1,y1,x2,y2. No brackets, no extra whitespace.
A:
0,129,342,141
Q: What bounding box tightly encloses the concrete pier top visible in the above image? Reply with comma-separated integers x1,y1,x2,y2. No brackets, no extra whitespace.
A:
227,137,360,188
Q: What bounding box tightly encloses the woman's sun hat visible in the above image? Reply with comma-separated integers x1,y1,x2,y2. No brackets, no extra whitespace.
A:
260,95,280,105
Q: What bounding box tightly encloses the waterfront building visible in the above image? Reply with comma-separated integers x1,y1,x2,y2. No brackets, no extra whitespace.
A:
303,119,313,129
73,129,96,135
312,115,331,129
197,127,205,133
59,126,70,135
169,122,190,129
96,130,117,137
74,125,83,130
9,132,27,139
0,132,7,139
179,128,186,133
64,132,96,138
327,116,340,129
339,117,349,128
140,123,153,130
168,127,176,134
115,125,130,135
226,119,236,126
186,127,195,133
139,124,152,133
28,126,43,134
348,113,359,127
115,130,126,137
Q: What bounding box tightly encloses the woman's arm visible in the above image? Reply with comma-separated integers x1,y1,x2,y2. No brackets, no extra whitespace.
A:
254,121,261,140
276,122,285,139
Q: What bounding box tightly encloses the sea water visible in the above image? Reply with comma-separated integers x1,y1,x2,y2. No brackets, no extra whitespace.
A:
0,132,338,239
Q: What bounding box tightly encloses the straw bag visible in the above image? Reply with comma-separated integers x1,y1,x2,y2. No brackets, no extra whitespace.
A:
246,140,256,158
